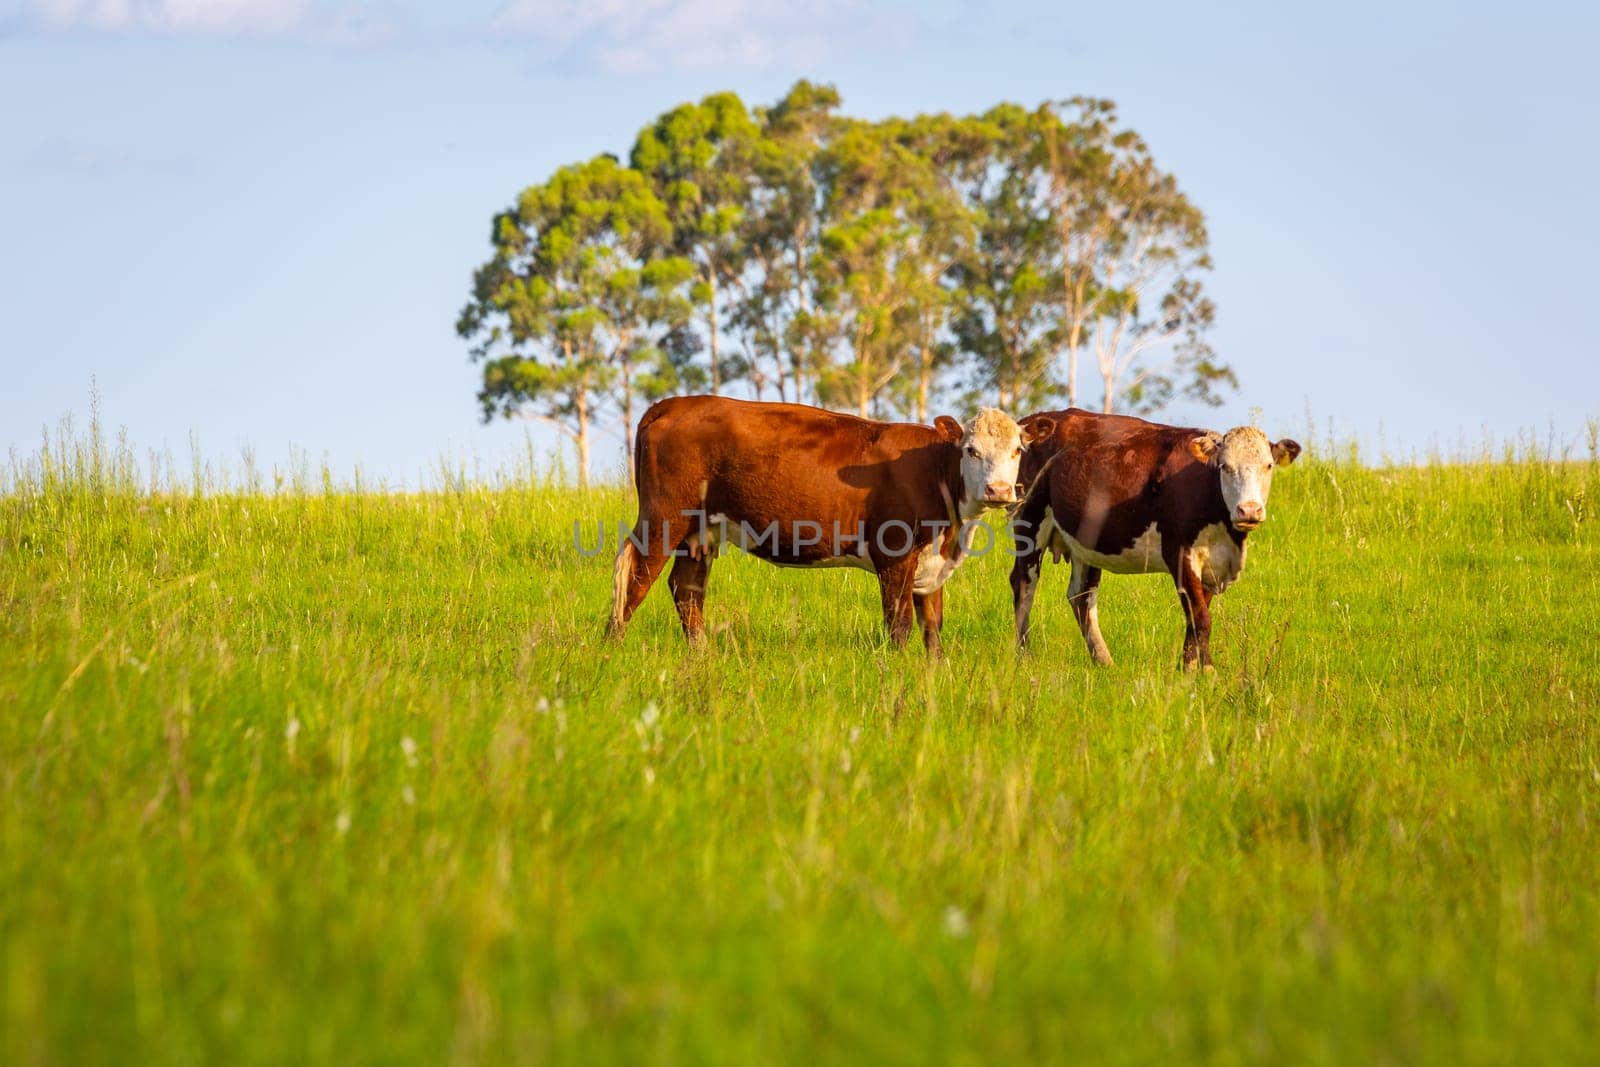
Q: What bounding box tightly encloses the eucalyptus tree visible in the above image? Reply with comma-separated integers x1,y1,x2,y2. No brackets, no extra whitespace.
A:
630,92,759,396
459,84,1236,485
1038,98,1233,412
734,79,841,404
606,255,698,477
811,116,966,419
888,112,984,422
457,155,690,488
943,104,1063,411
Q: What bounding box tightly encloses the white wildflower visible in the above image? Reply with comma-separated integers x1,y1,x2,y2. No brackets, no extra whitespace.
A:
335,810,351,835
943,905,970,938
400,735,418,768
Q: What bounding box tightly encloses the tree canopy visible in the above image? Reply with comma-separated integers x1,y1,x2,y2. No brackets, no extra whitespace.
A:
459,81,1235,484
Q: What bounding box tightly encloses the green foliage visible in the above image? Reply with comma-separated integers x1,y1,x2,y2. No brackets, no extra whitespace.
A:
1038,98,1230,412
733,80,841,403
6,432,1600,1063
630,93,760,395
947,104,1064,411
808,116,973,418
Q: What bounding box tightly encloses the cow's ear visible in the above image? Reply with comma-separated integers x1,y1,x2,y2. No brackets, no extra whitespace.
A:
933,415,963,443
1022,416,1055,447
1188,432,1222,465
1271,438,1302,467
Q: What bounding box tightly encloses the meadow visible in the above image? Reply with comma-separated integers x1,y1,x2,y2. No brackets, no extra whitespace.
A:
3,420,1599,1065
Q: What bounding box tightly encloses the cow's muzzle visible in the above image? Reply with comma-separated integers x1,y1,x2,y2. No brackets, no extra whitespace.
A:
1233,502,1265,530
981,482,1018,506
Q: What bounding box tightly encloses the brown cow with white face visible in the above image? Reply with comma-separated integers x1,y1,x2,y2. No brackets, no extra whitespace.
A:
1010,409,1301,670
610,396,1051,652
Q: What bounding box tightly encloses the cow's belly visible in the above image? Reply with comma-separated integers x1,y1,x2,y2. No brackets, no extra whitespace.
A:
772,555,875,572
1043,510,1166,575
1188,522,1246,593
703,512,876,571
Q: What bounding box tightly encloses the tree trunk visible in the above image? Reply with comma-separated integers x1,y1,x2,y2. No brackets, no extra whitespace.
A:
856,324,872,418
707,270,721,395
1063,268,1089,409
917,349,931,423
575,392,591,491
1065,320,1081,409
621,360,635,485
791,235,808,402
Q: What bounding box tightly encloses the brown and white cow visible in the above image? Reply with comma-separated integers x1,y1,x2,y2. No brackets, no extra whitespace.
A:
610,396,1052,652
1009,409,1301,670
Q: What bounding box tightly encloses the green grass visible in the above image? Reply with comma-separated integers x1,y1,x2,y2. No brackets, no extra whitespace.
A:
4,423,1600,1065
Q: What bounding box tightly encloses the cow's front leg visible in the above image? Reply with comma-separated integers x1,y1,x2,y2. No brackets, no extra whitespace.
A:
1171,549,1214,672
876,562,917,649
1009,528,1046,651
1068,560,1113,665
913,589,944,658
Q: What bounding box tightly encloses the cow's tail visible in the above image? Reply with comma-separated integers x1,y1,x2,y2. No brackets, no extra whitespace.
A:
609,537,640,639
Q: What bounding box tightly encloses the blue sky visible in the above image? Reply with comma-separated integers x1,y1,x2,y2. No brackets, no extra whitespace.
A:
2,0,1597,484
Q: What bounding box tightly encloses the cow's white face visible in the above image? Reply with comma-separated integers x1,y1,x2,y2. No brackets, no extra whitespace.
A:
1190,427,1302,531
936,409,1054,510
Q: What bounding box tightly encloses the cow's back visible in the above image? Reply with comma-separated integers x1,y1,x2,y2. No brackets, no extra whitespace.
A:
633,396,954,559
1022,409,1223,559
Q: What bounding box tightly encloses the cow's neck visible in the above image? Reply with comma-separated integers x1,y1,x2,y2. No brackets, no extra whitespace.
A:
932,450,986,561
956,489,987,523
943,447,987,524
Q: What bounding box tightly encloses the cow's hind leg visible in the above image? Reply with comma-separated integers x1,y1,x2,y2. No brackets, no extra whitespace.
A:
608,532,671,640
668,552,712,647
913,589,944,658
1068,560,1113,665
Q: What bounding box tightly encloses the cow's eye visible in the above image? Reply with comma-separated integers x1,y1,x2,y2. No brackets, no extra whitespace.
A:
966,446,978,457
1266,463,1274,471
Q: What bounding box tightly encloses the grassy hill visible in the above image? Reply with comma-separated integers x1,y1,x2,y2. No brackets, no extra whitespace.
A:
3,430,1598,1064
